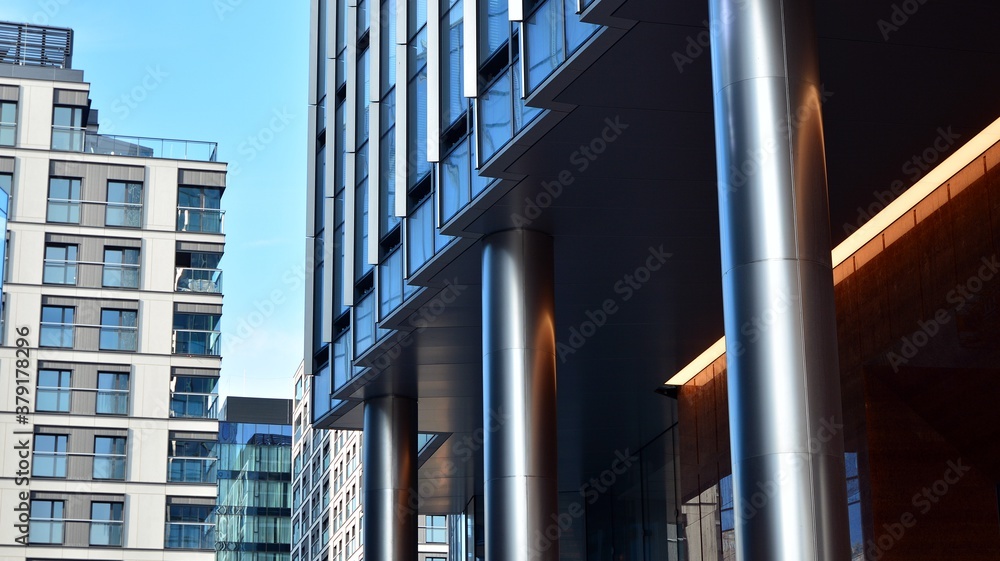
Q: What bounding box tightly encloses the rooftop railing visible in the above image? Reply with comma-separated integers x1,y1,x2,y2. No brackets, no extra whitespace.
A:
84,133,218,162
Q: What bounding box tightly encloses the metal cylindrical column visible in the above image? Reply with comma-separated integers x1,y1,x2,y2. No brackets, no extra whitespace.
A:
708,0,851,559
363,395,418,561
482,229,558,561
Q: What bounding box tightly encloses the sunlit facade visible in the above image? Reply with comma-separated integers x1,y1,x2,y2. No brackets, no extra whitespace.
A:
0,20,227,561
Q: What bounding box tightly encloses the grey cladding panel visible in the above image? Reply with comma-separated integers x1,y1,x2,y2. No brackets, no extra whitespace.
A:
178,169,226,188
53,88,88,106
171,366,221,377
0,85,18,101
177,240,225,253
0,156,13,173
174,302,223,315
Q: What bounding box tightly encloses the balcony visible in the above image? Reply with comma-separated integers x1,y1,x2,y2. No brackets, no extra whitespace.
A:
175,267,223,294
28,518,124,546
84,133,218,162
172,329,221,356
177,207,225,234
165,522,216,550
167,456,218,483
169,392,219,419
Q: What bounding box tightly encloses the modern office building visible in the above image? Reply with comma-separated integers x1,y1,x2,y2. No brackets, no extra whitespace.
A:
304,0,1000,559
291,362,450,561
0,21,227,561
217,397,294,561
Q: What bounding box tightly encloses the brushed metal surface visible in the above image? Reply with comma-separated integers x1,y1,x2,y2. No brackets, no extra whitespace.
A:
482,229,559,561
363,395,418,561
709,0,851,559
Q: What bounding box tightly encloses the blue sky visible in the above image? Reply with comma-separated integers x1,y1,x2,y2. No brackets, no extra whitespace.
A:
3,2,311,399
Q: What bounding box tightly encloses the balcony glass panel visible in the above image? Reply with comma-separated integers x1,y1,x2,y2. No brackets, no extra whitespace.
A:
479,70,513,162
173,330,221,356
354,292,376,356
525,0,564,91
97,372,129,415
175,267,223,293
90,521,124,546
379,248,403,319
168,457,218,483
441,135,471,223
333,331,353,391
407,198,435,275
170,393,219,418
165,523,216,549
177,208,225,233
102,264,140,289
51,106,84,151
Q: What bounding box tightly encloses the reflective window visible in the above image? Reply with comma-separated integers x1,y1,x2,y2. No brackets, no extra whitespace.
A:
43,244,78,285
0,101,16,146
97,372,129,415
177,186,223,233
36,369,71,412
90,502,124,546
170,375,219,419
51,105,84,151
93,436,127,480
105,181,142,228
29,500,64,544
40,305,74,348
441,0,466,128
46,177,81,224
103,247,140,289
99,309,138,351
32,434,68,477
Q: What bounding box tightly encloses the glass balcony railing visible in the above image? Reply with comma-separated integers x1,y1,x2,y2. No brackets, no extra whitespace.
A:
169,392,219,419
165,522,216,549
92,454,127,480
175,267,223,293
89,520,124,546
172,329,221,356
99,326,138,352
51,125,85,152
177,207,225,234
28,519,124,546
167,456,218,483
102,263,140,289
83,133,218,162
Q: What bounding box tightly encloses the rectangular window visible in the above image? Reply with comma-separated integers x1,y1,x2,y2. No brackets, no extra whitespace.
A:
36,369,71,412
46,177,81,223
173,313,221,356
103,248,140,289
99,309,137,351
51,105,84,151
43,244,78,285
96,372,129,415
177,186,223,233
168,438,218,483
424,515,447,543
105,181,142,227
175,250,222,293
40,305,74,348
90,501,124,546
165,503,216,549
28,500,64,544
32,434,68,477
0,100,16,146
169,375,219,418
93,436,127,480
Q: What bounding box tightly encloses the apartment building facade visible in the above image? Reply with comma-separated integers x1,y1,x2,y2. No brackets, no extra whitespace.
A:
0,22,227,561
290,363,449,561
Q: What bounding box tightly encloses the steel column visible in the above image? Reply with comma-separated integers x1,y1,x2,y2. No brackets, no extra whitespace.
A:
708,0,851,559
363,395,418,561
481,229,558,561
